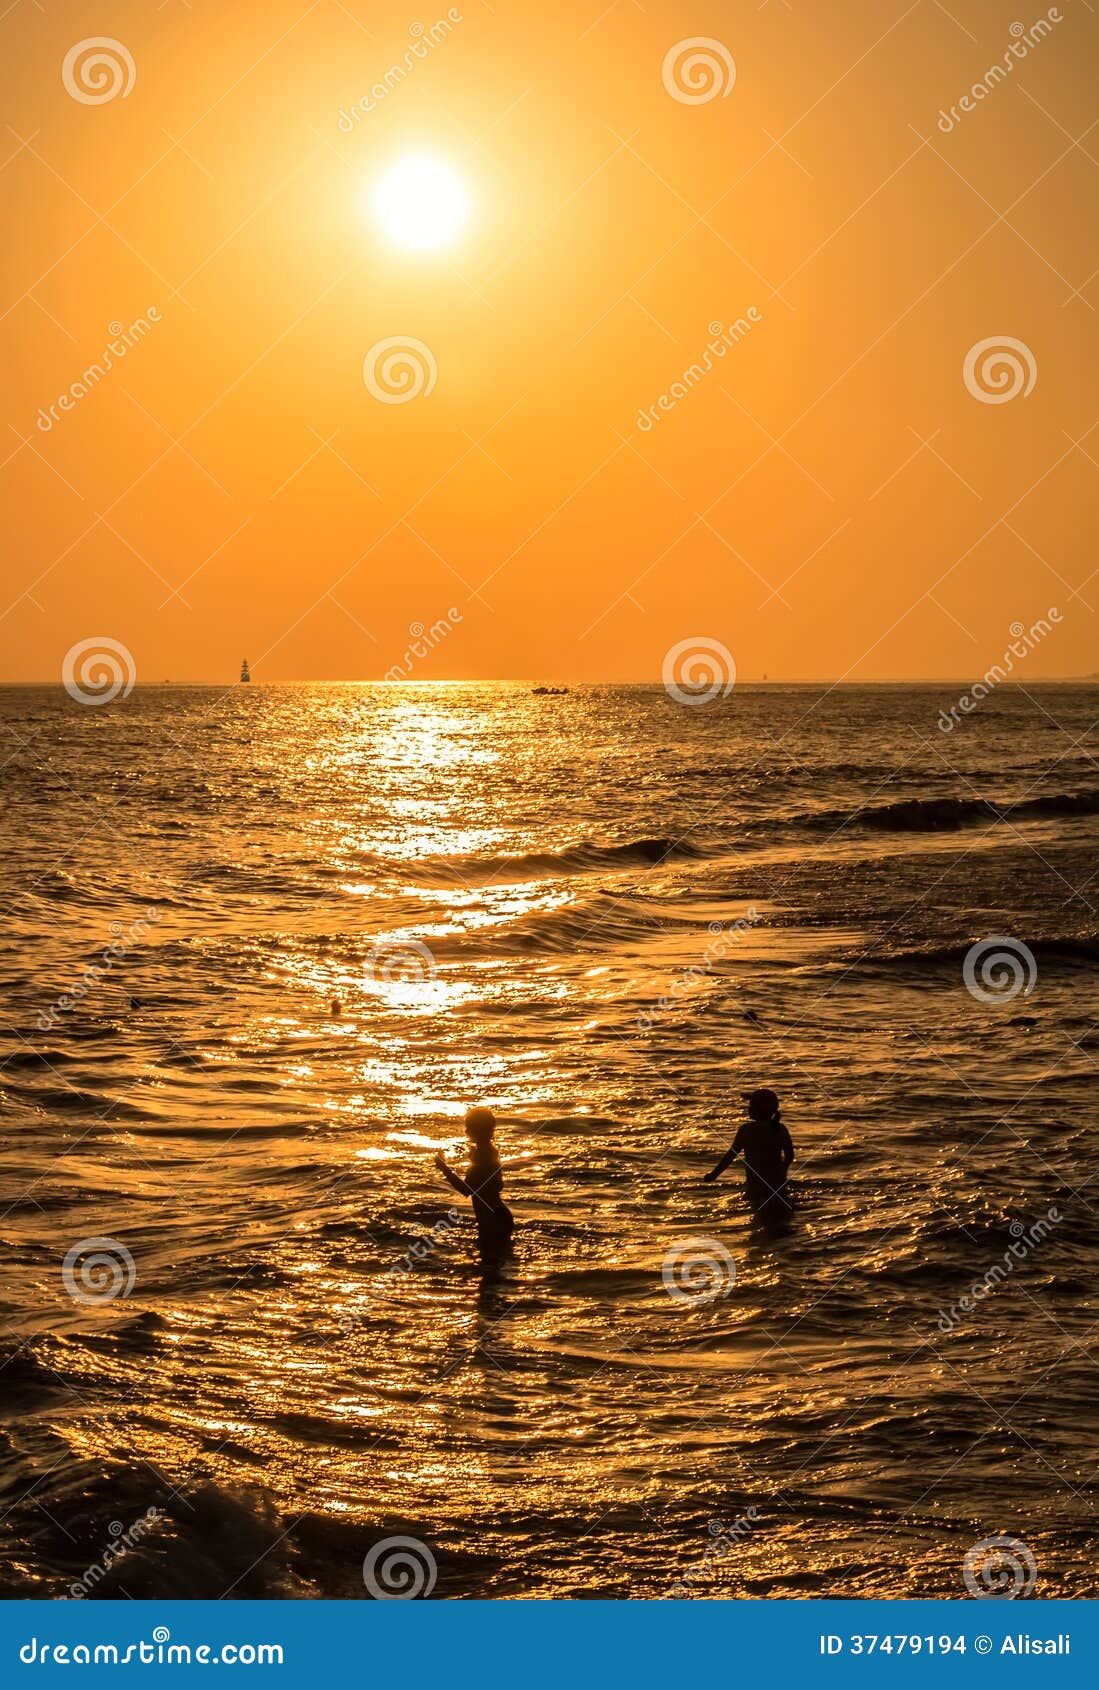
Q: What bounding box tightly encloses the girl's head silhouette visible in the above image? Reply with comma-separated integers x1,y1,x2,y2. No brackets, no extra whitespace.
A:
744,1087,780,1124
464,1106,498,1158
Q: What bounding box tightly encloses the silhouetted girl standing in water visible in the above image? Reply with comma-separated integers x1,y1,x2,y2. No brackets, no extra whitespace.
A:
435,1107,515,1263
704,1086,795,1221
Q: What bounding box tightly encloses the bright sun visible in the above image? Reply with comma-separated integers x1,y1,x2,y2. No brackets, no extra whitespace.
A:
373,155,469,253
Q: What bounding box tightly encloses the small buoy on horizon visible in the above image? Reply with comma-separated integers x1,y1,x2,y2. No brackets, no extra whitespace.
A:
129,996,143,1010
330,998,342,1015
743,1009,760,1024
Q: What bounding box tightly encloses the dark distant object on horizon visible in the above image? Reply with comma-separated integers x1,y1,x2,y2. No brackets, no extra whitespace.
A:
129,996,143,1010
240,659,251,683
330,998,342,1015
532,685,568,695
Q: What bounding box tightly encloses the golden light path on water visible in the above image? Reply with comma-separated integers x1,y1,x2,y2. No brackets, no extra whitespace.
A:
0,683,1095,1596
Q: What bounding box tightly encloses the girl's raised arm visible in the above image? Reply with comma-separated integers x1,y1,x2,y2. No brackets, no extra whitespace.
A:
434,1150,471,1197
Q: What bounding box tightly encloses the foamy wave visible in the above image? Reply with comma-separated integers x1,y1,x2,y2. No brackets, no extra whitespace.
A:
397,834,711,886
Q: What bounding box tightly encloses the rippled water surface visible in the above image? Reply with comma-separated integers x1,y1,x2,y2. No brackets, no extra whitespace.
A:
1,682,1096,1599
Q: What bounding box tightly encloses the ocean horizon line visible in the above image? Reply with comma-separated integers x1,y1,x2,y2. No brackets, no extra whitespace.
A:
2,675,1097,689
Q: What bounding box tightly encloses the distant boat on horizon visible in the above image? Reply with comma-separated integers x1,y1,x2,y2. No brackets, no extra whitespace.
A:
240,659,251,683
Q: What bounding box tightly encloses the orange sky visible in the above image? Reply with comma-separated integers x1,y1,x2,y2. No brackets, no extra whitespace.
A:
2,0,1097,682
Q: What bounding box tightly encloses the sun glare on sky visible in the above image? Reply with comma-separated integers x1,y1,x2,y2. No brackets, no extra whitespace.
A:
372,155,469,252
